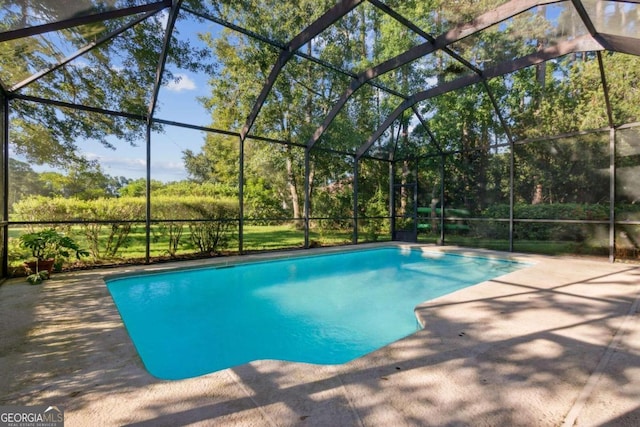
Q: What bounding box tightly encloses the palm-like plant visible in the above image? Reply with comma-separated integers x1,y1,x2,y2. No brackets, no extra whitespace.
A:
19,229,89,284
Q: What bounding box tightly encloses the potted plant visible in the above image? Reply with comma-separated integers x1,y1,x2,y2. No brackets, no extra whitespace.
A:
20,228,89,283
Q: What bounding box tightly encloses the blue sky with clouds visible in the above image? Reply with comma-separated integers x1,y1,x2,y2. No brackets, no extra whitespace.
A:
31,69,213,183
80,70,213,182
24,14,222,183
87,12,219,182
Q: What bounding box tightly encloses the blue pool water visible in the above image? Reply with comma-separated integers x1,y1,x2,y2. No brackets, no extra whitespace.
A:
106,247,524,379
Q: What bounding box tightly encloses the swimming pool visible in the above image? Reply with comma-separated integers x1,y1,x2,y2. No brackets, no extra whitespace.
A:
106,247,525,380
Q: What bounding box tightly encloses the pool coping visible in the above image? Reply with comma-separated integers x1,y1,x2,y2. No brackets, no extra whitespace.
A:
105,243,535,283
1,243,639,426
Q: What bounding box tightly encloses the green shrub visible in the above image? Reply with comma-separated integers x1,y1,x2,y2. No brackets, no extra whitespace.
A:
152,196,239,256
77,198,145,258
481,203,610,241
616,203,640,221
184,199,238,254
11,195,239,259
244,178,286,225
360,187,389,241
12,196,80,223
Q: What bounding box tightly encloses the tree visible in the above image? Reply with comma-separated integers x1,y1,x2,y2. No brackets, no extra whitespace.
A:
411,4,640,211
183,135,239,185
8,159,42,211
190,0,369,221
2,3,214,168
119,178,165,198
35,164,129,199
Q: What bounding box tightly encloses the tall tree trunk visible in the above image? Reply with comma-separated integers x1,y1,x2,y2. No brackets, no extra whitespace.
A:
400,121,409,214
286,149,300,220
307,163,315,219
303,40,314,220
532,183,543,204
475,124,489,211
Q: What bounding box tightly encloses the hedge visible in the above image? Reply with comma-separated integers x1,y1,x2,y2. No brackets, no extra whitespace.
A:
12,196,239,259
480,203,610,242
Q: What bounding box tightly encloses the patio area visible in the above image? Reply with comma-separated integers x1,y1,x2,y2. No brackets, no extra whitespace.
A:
1,244,639,426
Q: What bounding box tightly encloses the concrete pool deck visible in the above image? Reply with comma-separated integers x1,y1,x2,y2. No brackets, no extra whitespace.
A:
1,243,639,426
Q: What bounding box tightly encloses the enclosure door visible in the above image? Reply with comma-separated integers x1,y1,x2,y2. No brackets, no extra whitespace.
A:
391,182,417,242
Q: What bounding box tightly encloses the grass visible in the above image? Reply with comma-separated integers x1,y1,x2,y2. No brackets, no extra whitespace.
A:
7,223,354,274
8,223,620,276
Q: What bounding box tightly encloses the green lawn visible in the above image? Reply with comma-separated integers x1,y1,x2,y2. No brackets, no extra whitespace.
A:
8,222,615,276
7,223,354,274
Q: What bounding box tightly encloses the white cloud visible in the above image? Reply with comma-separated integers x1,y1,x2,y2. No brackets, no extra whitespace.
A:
165,73,197,92
85,153,144,171
85,153,187,182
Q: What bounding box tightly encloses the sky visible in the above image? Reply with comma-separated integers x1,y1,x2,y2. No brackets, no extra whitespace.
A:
80,70,213,182
20,68,214,183
14,12,222,183
81,13,220,183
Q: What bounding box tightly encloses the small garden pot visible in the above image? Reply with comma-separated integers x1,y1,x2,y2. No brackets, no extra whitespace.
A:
25,259,55,275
